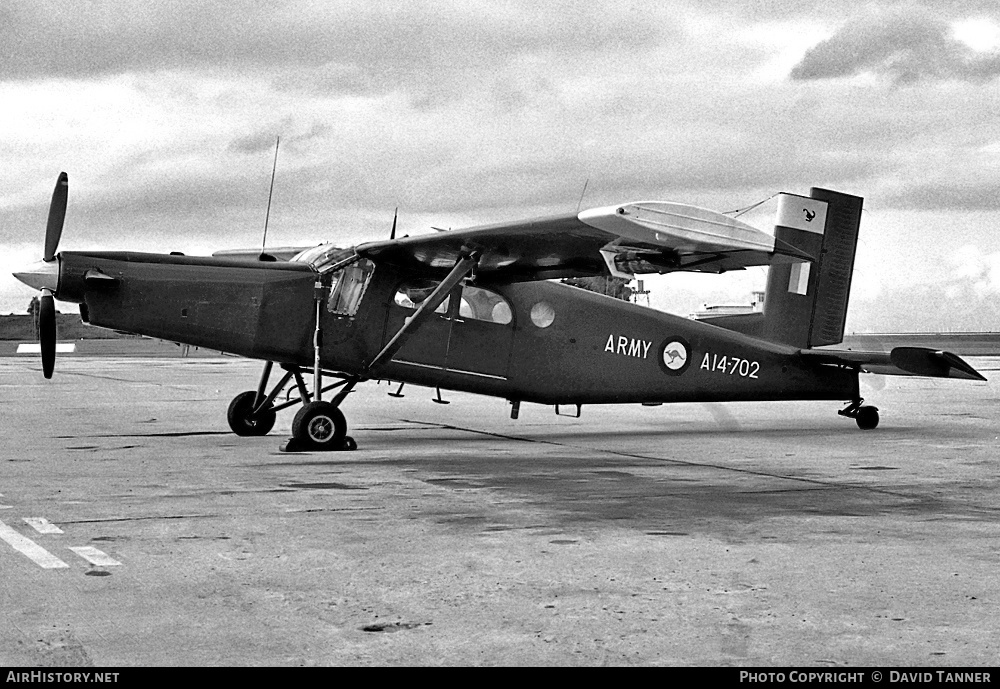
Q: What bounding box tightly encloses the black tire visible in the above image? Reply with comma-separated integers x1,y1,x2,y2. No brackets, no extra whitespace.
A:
342,435,357,451
227,391,277,437
291,402,347,450
856,406,879,430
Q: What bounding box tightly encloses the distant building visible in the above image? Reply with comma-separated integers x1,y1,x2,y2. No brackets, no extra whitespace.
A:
689,291,765,320
631,279,651,307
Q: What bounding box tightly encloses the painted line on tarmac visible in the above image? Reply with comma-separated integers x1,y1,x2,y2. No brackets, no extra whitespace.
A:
69,546,121,567
0,520,69,569
23,517,64,535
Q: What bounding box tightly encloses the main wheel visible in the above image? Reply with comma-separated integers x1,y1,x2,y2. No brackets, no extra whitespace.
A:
855,406,879,430
291,401,347,450
227,391,276,436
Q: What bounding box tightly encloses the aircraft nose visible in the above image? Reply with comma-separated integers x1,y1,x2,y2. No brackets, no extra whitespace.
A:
13,258,59,292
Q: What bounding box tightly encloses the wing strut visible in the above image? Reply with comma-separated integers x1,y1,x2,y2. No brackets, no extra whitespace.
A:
365,252,480,374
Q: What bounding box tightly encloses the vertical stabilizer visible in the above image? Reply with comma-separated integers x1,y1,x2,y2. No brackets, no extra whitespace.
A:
761,188,863,348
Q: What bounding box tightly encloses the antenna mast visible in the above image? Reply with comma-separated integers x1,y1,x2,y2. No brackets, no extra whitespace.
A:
260,136,280,258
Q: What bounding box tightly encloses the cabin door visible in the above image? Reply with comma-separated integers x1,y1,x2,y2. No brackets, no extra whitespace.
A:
383,281,513,379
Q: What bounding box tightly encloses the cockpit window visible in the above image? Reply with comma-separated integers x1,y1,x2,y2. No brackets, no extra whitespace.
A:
328,259,374,316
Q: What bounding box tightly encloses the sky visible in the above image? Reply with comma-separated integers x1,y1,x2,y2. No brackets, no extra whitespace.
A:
2,0,999,332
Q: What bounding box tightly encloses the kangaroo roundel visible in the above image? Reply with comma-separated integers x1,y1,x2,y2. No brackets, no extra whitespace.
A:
660,338,691,375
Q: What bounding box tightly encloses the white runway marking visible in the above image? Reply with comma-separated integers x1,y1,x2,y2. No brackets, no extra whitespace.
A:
16,343,76,354
69,546,121,567
23,518,64,535
0,520,69,569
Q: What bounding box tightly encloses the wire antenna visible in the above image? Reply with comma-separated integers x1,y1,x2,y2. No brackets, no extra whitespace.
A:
260,136,280,259
723,192,778,218
576,178,590,213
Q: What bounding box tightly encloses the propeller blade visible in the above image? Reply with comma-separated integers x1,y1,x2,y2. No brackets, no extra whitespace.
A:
390,207,398,240
39,290,56,379
44,172,68,262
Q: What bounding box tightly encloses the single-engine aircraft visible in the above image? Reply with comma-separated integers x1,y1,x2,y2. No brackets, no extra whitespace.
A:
13,174,986,450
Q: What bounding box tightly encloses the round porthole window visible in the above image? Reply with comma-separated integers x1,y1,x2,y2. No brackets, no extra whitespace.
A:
530,301,555,328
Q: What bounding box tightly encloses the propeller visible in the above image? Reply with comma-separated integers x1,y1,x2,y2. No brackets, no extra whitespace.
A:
39,289,56,379
40,173,67,378
14,173,68,379
45,172,68,261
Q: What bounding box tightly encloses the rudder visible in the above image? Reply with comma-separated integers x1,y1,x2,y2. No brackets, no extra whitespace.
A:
761,188,863,348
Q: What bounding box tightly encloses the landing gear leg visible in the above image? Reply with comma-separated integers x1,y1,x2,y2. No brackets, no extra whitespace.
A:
838,398,880,430
283,278,359,452
227,359,360,451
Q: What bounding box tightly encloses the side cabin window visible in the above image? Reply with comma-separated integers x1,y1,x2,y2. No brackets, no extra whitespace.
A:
393,280,450,314
327,259,374,317
458,285,512,324
393,282,512,325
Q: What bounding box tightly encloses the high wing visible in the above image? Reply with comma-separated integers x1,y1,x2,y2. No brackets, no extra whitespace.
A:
354,202,813,282
800,347,987,381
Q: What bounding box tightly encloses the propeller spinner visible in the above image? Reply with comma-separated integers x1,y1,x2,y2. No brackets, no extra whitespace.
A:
12,172,68,379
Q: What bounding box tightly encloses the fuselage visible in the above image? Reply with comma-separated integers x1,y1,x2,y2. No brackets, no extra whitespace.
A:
53,250,857,407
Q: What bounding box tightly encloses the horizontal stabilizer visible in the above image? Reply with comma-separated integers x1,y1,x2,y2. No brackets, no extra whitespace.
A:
800,346,986,381
890,347,987,380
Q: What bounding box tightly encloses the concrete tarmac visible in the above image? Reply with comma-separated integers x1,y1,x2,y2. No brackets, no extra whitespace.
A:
0,356,998,666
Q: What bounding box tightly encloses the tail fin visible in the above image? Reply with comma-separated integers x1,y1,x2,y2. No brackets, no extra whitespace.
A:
760,188,863,348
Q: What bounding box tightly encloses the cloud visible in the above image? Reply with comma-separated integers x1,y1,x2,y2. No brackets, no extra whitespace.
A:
948,244,1000,297
883,179,1000,211
790,8,1000,84
0,2,662,97
850,243,1000,332
3,0,999,331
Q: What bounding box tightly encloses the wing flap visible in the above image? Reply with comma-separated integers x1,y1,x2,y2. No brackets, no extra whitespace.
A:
801,347,986,381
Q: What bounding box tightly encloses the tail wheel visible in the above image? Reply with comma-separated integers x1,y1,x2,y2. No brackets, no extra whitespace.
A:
227,390,277,436
855,406,879,430
291,401,347,450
